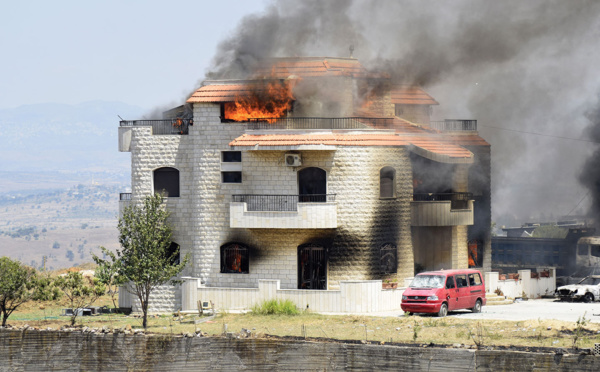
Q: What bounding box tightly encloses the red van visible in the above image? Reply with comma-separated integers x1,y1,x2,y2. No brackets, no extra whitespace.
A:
401,269,486,317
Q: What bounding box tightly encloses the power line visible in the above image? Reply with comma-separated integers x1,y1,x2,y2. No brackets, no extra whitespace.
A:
564,191,590,218
479,124,600,144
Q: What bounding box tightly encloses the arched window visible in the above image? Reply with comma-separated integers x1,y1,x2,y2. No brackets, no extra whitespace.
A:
379,243,397,274
166,242,180,266
380,167,396,198
153,167,179,197
298,167,327,202
220,243,249,274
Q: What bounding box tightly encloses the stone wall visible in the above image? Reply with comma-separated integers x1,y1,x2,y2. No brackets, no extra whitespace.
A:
1,329,598,371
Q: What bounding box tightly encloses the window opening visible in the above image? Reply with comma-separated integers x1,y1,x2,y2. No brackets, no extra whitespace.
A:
592,245,600,258
298,244,327,290
153,167,179,197
446,276,455,289
298,167,326,202
222,171,242,183
220,243,249,274
380,167,396,198
379,243,397,274
455,274,468,288
222,151,241,162
166,242,180,266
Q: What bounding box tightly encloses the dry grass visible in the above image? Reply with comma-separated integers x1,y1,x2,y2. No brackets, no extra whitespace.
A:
6,297,600,350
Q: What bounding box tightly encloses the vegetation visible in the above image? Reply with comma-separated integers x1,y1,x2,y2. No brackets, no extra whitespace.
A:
97,194,188,329
93,249,123,309
531,225,568,239
251,299,301,315
54,271,105,326
0,257,37,326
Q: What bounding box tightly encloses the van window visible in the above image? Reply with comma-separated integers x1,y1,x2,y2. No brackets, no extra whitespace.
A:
468,273,482,286
455,274,468,288
446,276,455,289
410,275,445,289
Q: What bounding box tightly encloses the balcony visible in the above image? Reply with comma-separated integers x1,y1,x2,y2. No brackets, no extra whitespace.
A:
411,193,474,226
429,119,477,132
119,193,131,218
246,117,394,130
119,119,192,135
230,194,337,229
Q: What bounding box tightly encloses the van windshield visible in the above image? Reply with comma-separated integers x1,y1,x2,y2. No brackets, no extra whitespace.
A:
410,275,445,289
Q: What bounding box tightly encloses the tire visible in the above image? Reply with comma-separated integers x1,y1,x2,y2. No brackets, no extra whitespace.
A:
437,303,448,317
407,312,413,316
472,299,482,313
583,293,594,303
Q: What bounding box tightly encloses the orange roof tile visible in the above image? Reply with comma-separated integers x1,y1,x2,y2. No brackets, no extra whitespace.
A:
187,82,277,103
391,85,439,105
229,133,473,162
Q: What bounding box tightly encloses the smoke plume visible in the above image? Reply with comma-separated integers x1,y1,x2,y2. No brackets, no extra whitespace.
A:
204,0,600,225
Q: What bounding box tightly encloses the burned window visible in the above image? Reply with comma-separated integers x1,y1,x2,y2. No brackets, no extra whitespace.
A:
153,167,179,197
379,243,397,274
380,167,396,198
468,240,483,267
298,244,327,290
578,244,588,256
220,243,249,274
166,242,180,266
592,245,600,258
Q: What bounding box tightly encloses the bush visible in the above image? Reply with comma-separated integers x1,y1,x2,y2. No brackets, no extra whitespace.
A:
251,299,300,315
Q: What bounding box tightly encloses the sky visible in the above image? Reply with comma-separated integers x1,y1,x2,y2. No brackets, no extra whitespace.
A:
0,0,268,111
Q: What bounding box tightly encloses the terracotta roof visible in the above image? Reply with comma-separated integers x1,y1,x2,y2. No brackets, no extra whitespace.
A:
187,83,267,103
229,133,473,163
391,85,439,105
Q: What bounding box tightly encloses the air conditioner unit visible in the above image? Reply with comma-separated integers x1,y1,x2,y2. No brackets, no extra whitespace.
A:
285,153,301,167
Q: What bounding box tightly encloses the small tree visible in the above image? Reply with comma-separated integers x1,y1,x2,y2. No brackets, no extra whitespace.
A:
93,248,123,309
114,193,188,328
54,271,105,326
0,257,36,327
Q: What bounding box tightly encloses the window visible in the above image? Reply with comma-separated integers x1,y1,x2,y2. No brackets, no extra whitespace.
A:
153,167,179,197
220,243,249,273
455,274,468,288
446,276,455,289
592,245,600,258
379,243,397,274
166,242,180,265
222,151,241,162
298,243,327,290
221,151,242,183
468,273,482,286
380,167,396,198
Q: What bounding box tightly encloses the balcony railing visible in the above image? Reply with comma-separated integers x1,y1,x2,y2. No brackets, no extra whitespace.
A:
413,192,473,210
247,117,394,130
429,120,477,131
232,194,336,211
119,119,192,135
119,193,132,201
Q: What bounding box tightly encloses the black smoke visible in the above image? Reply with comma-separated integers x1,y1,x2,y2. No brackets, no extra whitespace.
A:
579,101,600,224
203,0,600,225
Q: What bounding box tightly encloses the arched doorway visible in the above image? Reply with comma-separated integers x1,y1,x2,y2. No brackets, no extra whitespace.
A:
298,167,326,202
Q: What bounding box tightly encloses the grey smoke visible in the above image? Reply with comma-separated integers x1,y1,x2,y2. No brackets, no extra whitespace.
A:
204,0,600,225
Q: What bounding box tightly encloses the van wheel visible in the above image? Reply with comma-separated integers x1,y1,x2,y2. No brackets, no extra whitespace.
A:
472,299,482,313
584,293,594,303
437,303,448,317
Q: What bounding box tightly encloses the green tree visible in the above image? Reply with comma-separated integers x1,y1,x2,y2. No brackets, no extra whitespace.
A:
0,257,36,326
112,193,188,329
54,271,105,326
92,248,123,309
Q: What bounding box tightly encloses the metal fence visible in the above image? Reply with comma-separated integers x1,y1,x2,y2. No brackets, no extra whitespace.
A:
413,192,473,210
119,119,192,135
429,120,477,131
232,194,336,211
119,193,132,201
247,117,394,130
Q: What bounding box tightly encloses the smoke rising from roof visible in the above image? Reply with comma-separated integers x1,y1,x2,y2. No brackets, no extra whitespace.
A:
205,0,600,225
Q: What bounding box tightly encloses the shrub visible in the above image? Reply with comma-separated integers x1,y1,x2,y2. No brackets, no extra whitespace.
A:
251,299,300,315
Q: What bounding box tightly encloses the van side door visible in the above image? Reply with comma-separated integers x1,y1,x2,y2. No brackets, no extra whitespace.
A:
455,274,470,309
468,272,484,306
445,276,459,310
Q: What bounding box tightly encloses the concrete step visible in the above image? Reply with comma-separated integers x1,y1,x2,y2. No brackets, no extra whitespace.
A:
485,293,514,306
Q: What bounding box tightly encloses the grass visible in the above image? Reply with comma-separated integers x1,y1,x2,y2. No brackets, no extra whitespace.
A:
251,299,300,315
5,296,600,350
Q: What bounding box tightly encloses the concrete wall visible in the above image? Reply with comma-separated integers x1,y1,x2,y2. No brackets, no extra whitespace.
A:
485,269,556,299
181,279,404,313
2,329,598,371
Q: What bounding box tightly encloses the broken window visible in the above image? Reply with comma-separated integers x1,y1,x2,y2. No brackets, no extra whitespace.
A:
380,167,396,198
298,244,327,290
153,167,179,197
592,245,600,258
379,243,397,274
220,243,249,274
455,275,468,288
166,242,180,266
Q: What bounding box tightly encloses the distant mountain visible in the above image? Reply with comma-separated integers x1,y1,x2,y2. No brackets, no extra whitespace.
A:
0,101,145,173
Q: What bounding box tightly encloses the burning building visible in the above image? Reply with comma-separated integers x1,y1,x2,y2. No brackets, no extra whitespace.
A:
117,57,491,311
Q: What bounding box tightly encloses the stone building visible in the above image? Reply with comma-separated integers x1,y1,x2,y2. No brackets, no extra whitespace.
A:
118,57,490,311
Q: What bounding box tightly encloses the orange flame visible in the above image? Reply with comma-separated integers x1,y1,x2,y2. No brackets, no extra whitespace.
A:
224,80,294,123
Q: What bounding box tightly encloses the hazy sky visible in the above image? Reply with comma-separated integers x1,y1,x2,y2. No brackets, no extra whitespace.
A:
0,0,267,110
